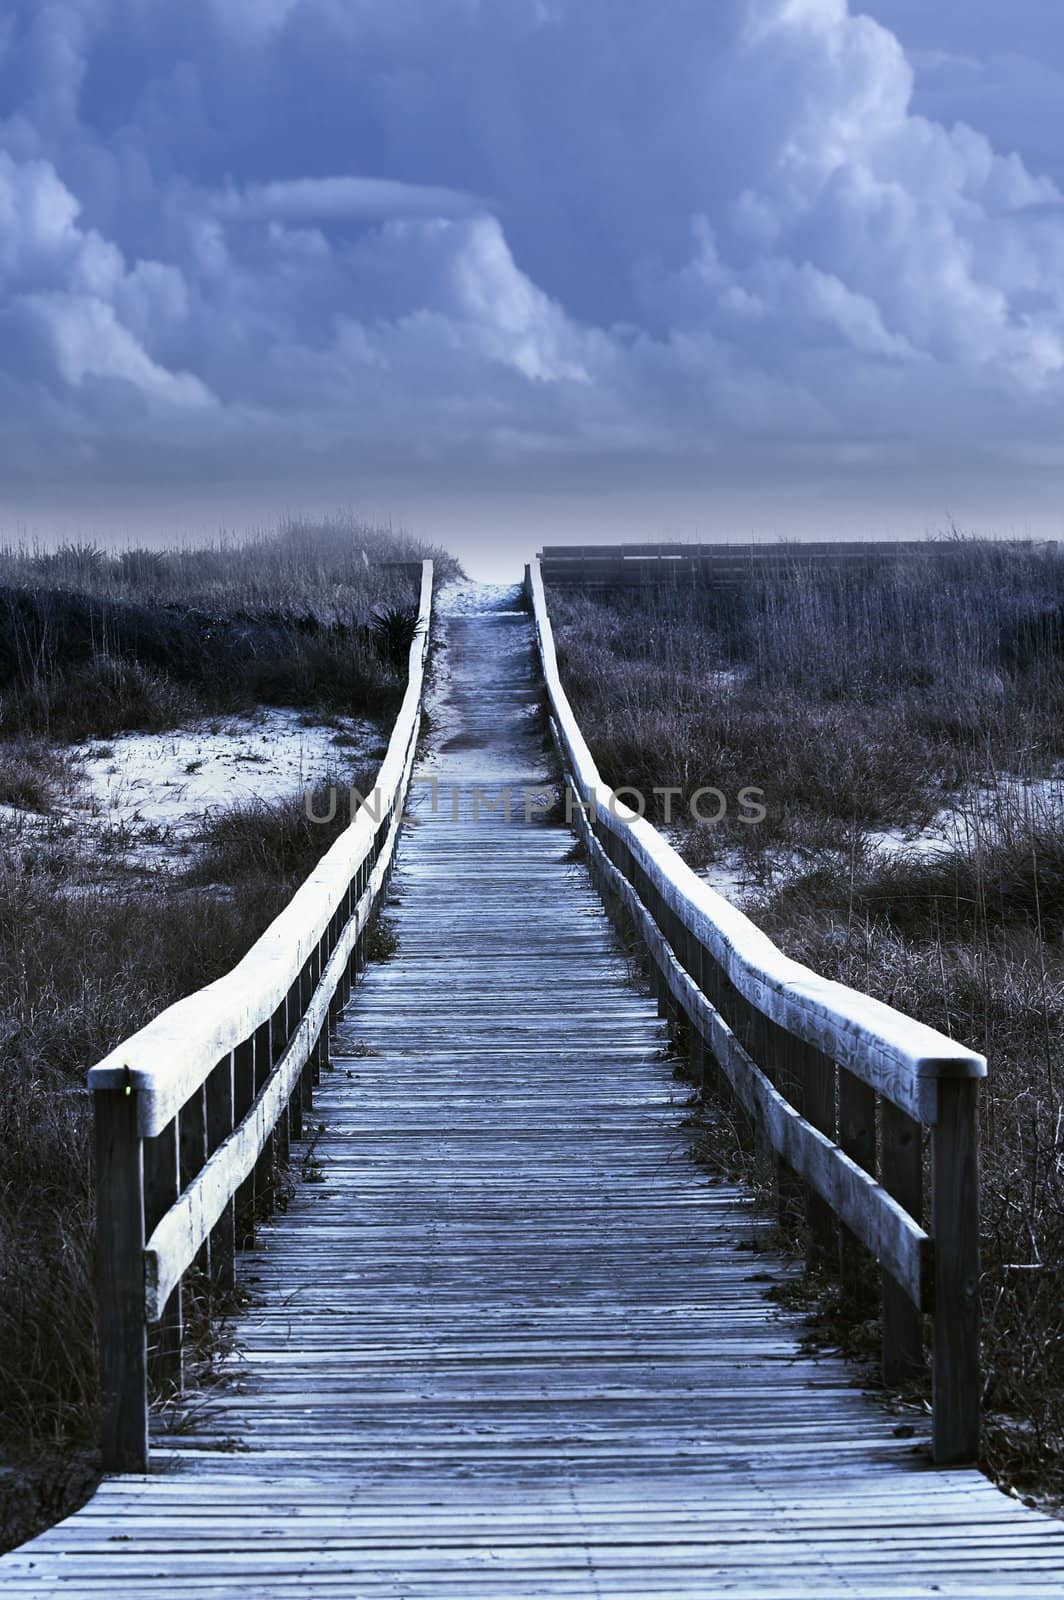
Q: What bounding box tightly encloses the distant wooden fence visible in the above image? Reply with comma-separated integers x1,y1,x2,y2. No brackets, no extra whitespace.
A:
526,558,986,1466
89,562,433,1471
538,539,1058,590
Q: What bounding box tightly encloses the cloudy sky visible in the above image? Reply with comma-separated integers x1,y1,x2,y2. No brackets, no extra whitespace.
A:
2,1,1063,576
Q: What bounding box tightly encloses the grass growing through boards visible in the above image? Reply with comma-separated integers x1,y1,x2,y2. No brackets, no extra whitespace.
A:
548,540,1064,1502
0,515,452,1549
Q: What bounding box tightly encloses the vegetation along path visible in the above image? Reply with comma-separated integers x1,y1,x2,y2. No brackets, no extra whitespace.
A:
6,587,1064,1597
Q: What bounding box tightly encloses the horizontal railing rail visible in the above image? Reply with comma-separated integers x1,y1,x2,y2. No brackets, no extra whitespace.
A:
90,561,433,1471
538,539,1059,589
526,557,986,1466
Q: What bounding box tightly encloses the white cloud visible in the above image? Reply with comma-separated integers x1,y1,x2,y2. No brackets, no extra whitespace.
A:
0,147,215,411
216,176,488,225
0,0,1062,531
20,290,213,406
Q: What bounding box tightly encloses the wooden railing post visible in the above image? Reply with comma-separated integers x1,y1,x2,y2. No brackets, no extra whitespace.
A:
232,1037,256,1248
340,886,354,1006
95,1084,149,1473
206,1055,236,1295
252,1019,275,1217
270,1002,290,1165
697,952,754,1154
285,979,304,1142
797,1039,838,1271
300,958,316,1111
144,1119,183,1394
328,908,346,1027
317,932,333,1076
744,1007,784,1216
932,1078,981,1465
642,877,669,1018
662,902,685,1039
768,1023,805,1236
838,1067,876,1301
180,1085,210,1280
685,929,707,1089
881,1102,924,1387
351,864,367,993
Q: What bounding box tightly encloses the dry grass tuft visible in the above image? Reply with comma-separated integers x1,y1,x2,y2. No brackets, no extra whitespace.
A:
0,517,456,742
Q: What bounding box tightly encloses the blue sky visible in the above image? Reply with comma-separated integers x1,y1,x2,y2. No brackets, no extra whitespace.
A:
1,0,1062,576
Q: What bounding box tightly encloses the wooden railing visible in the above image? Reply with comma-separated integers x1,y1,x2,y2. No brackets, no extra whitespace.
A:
526,558,986,1466
538,539,1058,589
89,562,433,1471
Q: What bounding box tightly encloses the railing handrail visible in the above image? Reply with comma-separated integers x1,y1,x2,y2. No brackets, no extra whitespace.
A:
538,538,1059,563
88,562,434,1139
527,558,985,1124
528,557,984,1467
92,561,433,1473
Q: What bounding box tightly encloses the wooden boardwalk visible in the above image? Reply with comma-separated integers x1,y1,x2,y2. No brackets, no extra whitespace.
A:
8,589,1064,1597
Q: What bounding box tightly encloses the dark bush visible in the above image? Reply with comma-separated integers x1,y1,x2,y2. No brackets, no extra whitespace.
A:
369,604,422,672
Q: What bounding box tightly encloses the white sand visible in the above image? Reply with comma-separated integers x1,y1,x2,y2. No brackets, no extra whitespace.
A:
1,709,386,876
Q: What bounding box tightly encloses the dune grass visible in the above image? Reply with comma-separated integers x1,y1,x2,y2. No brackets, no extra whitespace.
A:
0,516,457,742
550,541,1064,853
0,515,459,614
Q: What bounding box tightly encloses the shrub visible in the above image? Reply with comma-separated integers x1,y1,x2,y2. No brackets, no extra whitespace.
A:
369,604,422,672
194,772,378,886
0,743,74,812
